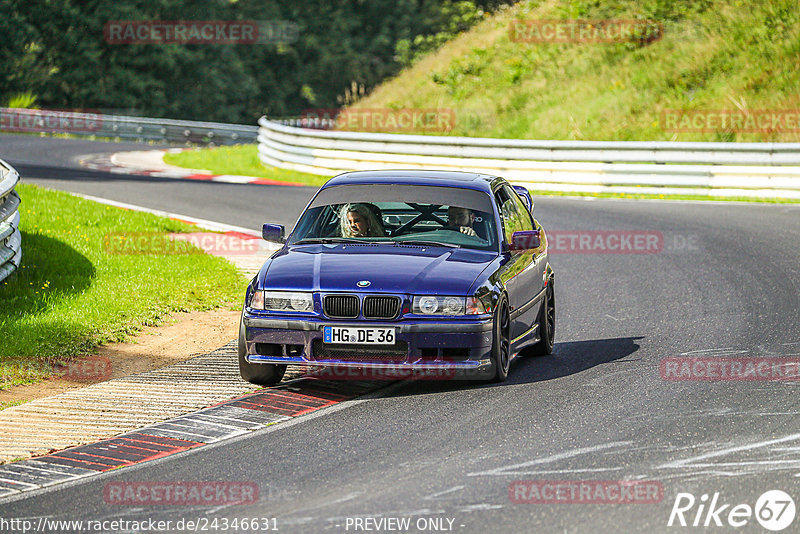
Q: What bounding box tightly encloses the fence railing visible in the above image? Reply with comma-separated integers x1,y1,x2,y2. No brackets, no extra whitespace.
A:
0,159,21,283
0,108,258,146
258,117,800,198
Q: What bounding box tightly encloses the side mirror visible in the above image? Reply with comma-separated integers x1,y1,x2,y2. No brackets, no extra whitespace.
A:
262,223,285,243
510,230,541,252
512,185,534,213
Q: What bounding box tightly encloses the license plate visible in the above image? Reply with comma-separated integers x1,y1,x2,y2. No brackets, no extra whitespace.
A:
323,326,396,345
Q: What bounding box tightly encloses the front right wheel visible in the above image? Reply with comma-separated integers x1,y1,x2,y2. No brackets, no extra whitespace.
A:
237,313,286,386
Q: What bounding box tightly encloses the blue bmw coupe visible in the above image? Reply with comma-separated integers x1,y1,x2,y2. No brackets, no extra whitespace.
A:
239,170,554,384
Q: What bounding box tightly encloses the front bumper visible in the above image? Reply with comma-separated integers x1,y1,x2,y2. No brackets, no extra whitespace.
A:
242,312,496,380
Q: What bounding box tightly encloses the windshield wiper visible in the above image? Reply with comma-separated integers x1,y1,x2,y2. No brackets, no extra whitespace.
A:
393,240,460,248
294,237,391,245
294,237,354,244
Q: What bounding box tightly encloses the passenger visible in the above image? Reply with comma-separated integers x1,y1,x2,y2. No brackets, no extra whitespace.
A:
340,203,385,237
447,206,477,237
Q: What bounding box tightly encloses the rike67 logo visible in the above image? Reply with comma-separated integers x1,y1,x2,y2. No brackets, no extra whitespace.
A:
668,490,795,531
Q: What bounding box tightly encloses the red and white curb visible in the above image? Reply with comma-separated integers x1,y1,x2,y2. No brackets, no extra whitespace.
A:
0,186,376,500
79,150,305,187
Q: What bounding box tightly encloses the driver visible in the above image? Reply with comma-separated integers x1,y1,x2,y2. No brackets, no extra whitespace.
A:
340,203,385,237
447,206,477,237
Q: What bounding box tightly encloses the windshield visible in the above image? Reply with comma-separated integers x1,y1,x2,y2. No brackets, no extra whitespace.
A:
290,184,498,251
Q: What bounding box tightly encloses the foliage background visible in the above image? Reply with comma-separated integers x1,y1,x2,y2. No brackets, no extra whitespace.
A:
0,0,511,123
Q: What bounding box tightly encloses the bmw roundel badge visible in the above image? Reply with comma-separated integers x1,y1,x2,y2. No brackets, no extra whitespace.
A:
357,280,371,288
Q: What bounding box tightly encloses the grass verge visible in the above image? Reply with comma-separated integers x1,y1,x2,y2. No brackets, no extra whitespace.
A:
164,145,328,187
0,184,247,390
351,0,800,142
0,400,29,411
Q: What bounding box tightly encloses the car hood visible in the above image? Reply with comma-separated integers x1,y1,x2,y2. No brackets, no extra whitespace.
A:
259,244,496,295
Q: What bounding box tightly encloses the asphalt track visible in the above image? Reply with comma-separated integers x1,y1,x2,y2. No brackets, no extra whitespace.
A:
2,134,800,533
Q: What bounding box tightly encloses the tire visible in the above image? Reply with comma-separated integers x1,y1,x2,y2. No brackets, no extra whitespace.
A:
238,313,286,386
489,296,511,382
530,279,555,356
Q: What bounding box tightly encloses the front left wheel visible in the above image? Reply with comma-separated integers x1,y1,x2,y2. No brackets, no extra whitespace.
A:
238,313,286,386
489,296,511,382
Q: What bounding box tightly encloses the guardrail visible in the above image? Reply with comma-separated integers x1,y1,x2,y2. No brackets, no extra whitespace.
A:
258,117,800,198
0,158,21,283
1,108,257,146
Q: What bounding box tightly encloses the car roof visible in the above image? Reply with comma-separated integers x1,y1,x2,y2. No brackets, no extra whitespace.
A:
321,170,500,193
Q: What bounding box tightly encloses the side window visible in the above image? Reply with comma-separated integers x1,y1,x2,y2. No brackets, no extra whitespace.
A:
503,185,534,232
495,185,534,245
495,187,521,244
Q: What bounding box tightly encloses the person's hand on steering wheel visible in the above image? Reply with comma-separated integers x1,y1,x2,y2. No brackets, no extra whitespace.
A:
458,226,477,237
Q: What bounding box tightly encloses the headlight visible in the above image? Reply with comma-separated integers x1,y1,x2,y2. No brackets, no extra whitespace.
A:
255,291,314,312
413,296,466,315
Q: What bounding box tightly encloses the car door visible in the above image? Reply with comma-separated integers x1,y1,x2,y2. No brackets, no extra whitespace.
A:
494,184,540,343
516,197,549,341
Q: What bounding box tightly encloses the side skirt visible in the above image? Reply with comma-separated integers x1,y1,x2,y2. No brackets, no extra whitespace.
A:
511,322,541,358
